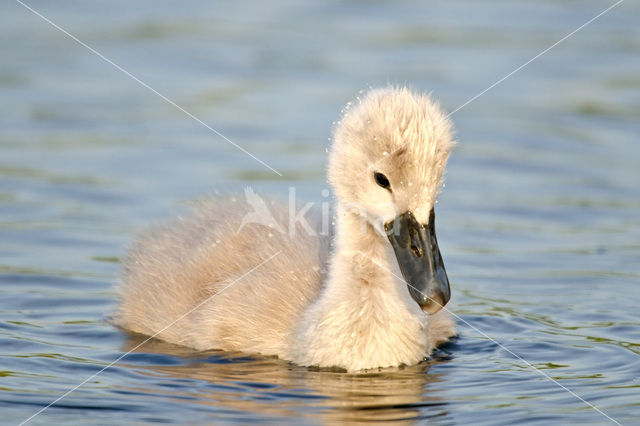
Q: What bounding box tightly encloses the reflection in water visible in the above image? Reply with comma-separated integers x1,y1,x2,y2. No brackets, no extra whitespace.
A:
120,335,450,423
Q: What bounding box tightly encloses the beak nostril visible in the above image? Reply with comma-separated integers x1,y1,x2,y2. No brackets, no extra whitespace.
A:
409,228,423,257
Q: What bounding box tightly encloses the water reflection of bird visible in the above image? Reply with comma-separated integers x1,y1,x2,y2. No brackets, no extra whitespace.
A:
119,336,451,423
114,87,457,372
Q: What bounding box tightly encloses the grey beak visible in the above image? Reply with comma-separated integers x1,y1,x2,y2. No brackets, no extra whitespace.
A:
384,210,451,314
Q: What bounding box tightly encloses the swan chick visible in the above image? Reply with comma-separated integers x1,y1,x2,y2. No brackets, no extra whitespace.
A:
114,86,457,372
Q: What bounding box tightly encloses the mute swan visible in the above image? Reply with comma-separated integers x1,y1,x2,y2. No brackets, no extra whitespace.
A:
114,86,457,372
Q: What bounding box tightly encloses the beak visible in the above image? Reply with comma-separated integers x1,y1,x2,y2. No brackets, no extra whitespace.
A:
384,209,451,314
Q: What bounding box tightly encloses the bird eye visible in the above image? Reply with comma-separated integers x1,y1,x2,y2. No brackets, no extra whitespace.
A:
374,172,391,190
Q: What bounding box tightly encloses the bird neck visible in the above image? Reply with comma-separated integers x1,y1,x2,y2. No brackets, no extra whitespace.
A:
330,204,390,287
289,203,428,371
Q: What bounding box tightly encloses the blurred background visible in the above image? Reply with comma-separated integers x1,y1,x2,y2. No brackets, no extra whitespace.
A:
1,0,639,424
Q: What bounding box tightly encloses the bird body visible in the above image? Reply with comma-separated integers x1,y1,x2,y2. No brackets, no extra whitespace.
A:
114,87,457,372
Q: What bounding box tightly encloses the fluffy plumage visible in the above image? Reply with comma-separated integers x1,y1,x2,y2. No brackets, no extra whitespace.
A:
114,87,456,372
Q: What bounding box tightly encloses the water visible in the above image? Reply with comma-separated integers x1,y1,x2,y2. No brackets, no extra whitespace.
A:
1,0,639,424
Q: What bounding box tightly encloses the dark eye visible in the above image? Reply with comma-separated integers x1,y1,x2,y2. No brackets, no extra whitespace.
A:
374,172,391,190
